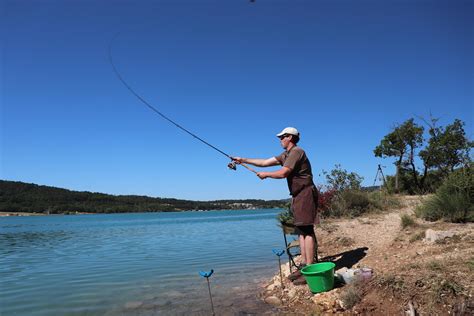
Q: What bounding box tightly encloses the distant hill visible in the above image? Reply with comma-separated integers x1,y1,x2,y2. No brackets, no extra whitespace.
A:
0,180,287,214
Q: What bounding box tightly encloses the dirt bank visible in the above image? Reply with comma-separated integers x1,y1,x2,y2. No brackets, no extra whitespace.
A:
261,195,473,315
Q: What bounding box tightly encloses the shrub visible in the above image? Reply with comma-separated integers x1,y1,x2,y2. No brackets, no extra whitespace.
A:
323,164,364,191
368,191,400,210
318,187,337,212
328,190,371,217
325,189,401,218
277,203,293,226
416,167,473,222
400,214,417,229
277,188,337,225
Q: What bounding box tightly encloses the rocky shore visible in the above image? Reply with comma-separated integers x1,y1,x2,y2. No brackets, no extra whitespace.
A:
260,257,350,315
259,196,473,315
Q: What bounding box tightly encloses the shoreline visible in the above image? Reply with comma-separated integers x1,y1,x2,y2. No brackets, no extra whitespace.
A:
0,211,47,217
0,211,95,217
0,208,283,217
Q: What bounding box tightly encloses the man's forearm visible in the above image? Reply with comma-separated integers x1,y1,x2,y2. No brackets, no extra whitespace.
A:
242,158,269,167
260,171,287,179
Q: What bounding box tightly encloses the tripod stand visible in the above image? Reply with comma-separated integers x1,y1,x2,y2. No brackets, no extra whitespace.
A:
373,164,386,189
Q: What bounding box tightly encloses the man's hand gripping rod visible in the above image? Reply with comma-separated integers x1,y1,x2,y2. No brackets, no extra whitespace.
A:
228,160,258,174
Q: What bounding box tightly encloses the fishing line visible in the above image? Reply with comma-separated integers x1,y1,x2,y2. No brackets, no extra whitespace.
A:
107,34,258,174
108,35,232,159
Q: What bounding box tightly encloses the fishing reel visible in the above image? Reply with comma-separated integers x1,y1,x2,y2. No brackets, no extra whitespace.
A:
227,161,237,170
227,159,257,174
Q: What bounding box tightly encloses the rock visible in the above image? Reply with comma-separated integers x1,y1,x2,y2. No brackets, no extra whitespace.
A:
287,288,297,299
424,229,457,243
264,295,282,306
266,283,277,291
337,299,346,310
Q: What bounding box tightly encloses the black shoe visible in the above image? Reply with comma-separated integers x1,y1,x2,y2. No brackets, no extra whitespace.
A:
287,264,306,281
292,276,307,285
287,269,302,281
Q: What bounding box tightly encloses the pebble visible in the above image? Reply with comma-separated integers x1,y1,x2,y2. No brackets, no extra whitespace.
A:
287,289,297,299
264,296,282,306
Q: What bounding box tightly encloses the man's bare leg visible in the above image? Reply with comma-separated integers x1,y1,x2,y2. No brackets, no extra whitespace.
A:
299,234,306,266
303,235,315,265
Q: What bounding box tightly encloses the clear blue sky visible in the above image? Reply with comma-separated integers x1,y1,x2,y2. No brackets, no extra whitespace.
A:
2,0,473,200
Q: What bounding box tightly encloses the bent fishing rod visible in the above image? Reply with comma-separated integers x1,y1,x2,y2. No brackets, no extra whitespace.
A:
108,37,256,174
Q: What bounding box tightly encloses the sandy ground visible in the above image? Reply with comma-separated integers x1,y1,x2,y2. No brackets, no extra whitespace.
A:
260,195,474,315
0,211,96,216
0,211,46,216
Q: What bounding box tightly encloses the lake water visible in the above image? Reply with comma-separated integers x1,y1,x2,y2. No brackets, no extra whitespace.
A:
0,209,291,315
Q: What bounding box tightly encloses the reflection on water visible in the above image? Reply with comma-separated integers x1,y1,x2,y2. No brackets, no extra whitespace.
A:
0,210,285,315
0,230,71,251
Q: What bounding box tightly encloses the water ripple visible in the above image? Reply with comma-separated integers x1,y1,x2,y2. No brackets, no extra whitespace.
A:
0,209,283,315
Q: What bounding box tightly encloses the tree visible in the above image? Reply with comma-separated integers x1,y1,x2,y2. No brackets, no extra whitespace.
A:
374,118,424,192
323,164,364,192
420,118,473,178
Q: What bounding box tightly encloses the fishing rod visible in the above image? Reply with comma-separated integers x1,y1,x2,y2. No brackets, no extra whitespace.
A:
107,35,257,174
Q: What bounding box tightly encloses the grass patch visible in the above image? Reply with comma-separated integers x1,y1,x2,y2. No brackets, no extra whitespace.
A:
340,284,362,309
432,278,464,303
467,257,474,271
434,234,461,245
406,262,421,270
368,191,401,211
320,222,338,233
427,260,443,271
409,231,425,243
376,274,405,296
400,214,417,229
334,236,355,247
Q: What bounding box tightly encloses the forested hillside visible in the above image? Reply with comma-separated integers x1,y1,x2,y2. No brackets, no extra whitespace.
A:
0,180,286,214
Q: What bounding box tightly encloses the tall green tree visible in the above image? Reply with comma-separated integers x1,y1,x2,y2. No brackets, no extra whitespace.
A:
420,118,473,178
374,118,424,192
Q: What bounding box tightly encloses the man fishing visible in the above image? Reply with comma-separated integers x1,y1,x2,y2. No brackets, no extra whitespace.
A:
232,127,319,285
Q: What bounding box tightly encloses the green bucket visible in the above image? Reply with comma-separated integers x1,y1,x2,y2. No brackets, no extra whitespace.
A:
301,262,336,293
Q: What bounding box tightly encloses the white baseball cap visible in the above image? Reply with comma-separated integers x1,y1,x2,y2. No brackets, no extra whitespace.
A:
276,127,300,137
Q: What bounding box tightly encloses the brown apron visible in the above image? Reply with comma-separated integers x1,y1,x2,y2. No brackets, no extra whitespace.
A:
289,177,319,226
